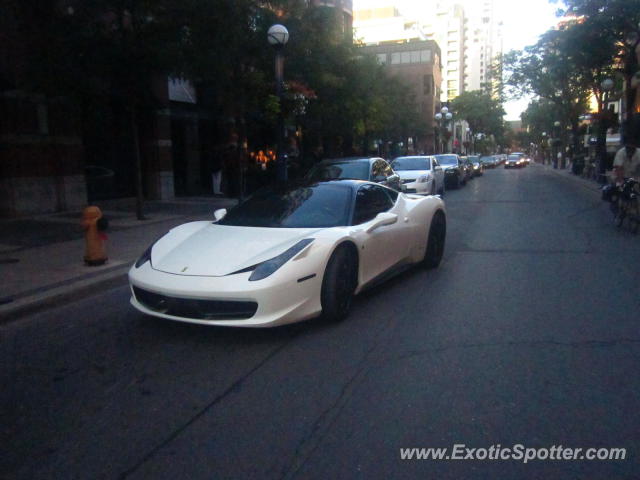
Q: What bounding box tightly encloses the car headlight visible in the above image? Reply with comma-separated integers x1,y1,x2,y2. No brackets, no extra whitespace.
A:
248,238,314,281
417,175,429,183
135,242,155,268
135,234,168,268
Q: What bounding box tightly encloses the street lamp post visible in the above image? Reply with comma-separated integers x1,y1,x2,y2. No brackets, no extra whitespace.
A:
267,24,290,182
553,120,561,168
434,107,452,153
434,112,442,153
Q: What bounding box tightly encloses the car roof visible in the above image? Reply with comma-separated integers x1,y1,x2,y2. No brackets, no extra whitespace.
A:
283,178,374,189
321,157,382,164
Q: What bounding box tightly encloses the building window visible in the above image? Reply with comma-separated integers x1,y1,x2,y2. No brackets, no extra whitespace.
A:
423,74,433,95
401,51,411,64
376,53,387,65
411,50,421,63
421,50,432,62
391,52,401,64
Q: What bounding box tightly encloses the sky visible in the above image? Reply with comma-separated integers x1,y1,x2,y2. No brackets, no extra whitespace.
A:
353,0,562,120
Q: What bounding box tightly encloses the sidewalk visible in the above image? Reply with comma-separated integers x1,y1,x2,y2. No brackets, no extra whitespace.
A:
0,196,237,322
533,161,603,195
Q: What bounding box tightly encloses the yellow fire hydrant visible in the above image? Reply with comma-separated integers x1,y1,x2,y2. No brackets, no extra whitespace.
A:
82,206,108,266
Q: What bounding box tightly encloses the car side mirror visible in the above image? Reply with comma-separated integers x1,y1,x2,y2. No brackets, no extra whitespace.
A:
214,208,227,221
365,212,398,233
434,166,442,171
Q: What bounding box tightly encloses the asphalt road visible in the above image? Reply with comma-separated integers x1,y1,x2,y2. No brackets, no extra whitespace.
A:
2,164,639,479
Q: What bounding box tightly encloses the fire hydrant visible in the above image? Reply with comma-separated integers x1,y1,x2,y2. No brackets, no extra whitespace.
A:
82,206,108,266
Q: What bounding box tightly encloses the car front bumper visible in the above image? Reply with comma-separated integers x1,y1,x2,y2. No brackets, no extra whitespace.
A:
401,179,431,194
128,261,324,327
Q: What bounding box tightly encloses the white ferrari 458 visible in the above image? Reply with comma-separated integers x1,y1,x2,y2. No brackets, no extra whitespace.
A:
129,180,446,327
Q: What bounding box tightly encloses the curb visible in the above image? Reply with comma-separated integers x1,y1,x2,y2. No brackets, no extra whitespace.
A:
0,265,131,325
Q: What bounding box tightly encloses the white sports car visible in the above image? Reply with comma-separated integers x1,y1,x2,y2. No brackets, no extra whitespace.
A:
128,180,446,327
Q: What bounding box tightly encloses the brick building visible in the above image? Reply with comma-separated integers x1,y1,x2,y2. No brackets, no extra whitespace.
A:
360,39,442,153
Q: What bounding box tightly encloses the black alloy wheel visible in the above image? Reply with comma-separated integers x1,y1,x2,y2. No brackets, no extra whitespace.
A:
321,246,357,322
423,212,446,269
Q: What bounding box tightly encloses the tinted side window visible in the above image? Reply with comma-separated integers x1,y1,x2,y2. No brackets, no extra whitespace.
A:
385,187,399,203
353,184,394,224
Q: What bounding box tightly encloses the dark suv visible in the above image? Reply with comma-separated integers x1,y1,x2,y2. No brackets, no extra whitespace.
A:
435,154,466,189
306,157,403,191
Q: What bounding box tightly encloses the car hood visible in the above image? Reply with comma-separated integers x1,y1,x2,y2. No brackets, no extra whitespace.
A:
442,165,459,170
396,170,430,181
151,222,322,277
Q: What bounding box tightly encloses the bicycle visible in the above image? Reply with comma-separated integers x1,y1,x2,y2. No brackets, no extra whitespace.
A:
611,179,640,234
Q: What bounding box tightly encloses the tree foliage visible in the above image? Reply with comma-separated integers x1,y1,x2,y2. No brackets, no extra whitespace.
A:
450,90,505,140
3,0,425,161
503,0,640,145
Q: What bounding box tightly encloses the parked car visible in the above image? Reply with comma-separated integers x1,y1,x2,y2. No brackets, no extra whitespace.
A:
461,156,476,181
391,155,445,196
435,154,466,189
479,155,496,168
468,155,484,176
505,154,526,168
306,157,402,191
129,180,447,327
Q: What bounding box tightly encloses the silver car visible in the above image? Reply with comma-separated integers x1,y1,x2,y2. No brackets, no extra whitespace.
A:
391,156,445,196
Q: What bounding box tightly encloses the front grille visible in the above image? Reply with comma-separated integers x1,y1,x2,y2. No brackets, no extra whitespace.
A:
133,286,257,320
402,179,416,184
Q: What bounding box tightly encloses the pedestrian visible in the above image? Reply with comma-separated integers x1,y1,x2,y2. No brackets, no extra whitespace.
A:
210,149,223,196
612,141,640,184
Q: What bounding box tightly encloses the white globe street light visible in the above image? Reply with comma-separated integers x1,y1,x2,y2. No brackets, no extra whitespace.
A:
267,24,289,47
601,78,614,92
268,24,290,182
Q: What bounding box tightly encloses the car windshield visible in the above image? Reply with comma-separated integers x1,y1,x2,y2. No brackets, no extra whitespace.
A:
218,183,352,228
391,157,430,171
508,155,521,160
434,154,458,166
306,161,369,181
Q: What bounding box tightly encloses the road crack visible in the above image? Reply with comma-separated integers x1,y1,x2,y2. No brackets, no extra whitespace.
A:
389,338,640,363
279,317,401,480
118,338,296,479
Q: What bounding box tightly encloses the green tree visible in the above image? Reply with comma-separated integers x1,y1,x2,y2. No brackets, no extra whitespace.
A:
450,90,506,140
557,0,640,138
